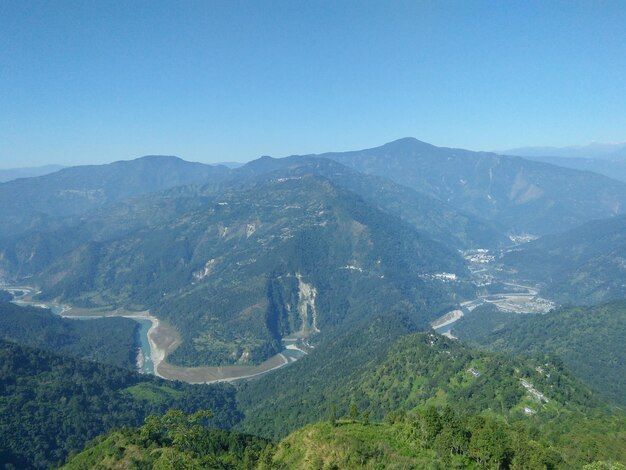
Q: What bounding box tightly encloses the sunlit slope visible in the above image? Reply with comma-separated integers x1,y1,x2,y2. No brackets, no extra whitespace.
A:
453,301,626,407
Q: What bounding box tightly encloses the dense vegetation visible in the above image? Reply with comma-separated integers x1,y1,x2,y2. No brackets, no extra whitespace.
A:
237,313,419,438
273,410,566,469
237,316,621,459
62,410,272,470
65,402,626,469
5,312,626,468
454,301,626,407
3,176,473,367
0,339,241,469
503,214,626,304
0,301,138,368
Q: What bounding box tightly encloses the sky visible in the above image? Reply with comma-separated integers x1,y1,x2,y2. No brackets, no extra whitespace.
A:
1,0,626,168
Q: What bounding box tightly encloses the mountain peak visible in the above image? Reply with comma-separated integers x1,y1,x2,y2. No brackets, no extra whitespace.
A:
379,137,435,150
120,155,187,165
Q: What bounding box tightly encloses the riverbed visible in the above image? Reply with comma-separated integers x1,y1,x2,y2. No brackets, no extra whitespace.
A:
5,286,307,381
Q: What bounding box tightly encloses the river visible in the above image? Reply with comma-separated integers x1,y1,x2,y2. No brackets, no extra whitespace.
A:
7,286,154,374
5,286,306,380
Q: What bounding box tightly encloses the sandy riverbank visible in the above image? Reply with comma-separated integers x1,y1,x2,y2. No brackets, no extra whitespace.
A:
431,309,464,329
157,352,291,384
114,313,171,379
6,289,304,383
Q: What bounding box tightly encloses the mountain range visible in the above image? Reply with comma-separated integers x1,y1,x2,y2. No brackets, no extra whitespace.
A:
2,173,473,367
315,138,626,235
501,142,626,160
0,156,231,238
4,138,626,368
3,137,626,469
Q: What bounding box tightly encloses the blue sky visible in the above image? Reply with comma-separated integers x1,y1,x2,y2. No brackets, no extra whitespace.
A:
1,0,626,167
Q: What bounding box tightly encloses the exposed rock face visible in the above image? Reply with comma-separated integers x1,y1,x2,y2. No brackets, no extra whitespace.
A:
296,272,320,335
193,259,215,280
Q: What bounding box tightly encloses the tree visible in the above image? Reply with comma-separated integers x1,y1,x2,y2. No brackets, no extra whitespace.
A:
349,403,359,422
329,404,337,427
469,418,512,469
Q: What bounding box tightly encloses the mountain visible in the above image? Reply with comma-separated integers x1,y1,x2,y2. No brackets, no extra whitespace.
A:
501,142,626,160
13,312,626,469
238,155,507,249
453,301,626,407
503,214,626,304
314,137,626,236
0,164,65,183
0,301,138,369
237,315,611,440
1,174,473,367
64,409,565,469
61,314,626,468
520,156,626,183
0,338,241,469
0,155,231,238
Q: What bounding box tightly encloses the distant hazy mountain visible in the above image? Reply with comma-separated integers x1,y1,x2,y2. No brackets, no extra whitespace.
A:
0,164,65,183
503,213,626,304
520,155,626,183
501,142,626,159
214,161,244,168
0,156,231,238
316,138,626,236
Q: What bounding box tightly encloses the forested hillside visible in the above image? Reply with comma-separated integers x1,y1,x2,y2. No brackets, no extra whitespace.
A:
0,339,241,469
238,155,507,249
453,301,626,407
2,175,473,367
237,315,622,462
0,301,138,368
503,214,626,304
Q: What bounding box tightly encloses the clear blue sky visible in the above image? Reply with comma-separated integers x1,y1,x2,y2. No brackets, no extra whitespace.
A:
1,0,626,167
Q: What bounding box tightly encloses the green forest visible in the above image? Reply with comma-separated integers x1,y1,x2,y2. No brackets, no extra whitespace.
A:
0,301,138,369
0,339,241,469
453,301,626,406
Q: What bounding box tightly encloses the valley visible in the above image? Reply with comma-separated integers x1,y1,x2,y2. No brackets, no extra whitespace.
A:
2,139,626,469
5,5,626,467
4,284,308,382
431,246,555,336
